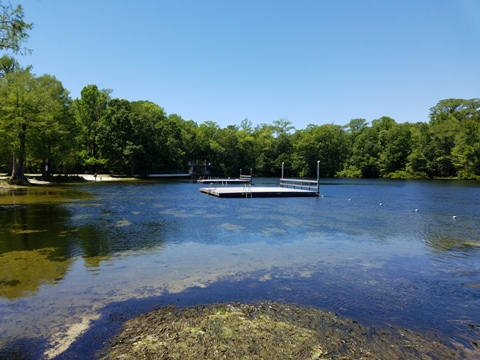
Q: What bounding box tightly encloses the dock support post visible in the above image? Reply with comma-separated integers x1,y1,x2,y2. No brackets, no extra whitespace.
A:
282,162,284,179
317,160,320,195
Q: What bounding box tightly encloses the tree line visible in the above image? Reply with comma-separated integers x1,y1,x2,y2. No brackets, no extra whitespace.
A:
1,66,479,181
0,3,479,182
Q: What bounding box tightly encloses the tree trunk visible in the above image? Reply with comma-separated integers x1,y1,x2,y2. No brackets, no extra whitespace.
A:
10,151,16,179
10,123,28,183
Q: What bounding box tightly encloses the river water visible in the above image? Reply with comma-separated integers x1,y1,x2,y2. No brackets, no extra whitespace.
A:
0,178,479,358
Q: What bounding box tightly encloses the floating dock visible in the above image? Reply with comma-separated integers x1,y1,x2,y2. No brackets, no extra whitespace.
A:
200,185,318,198
200,177,320,198
200,162,320,198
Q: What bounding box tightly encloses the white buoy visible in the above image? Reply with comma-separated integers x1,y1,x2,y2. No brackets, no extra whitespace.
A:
379,203,382,206
453,216,457,220
415,209,419,212
349,199,351,201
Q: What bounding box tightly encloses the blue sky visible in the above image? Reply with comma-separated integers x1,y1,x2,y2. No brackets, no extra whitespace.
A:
18,0,480,130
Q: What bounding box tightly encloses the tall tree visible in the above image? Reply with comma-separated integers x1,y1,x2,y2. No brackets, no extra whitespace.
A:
239,118,253,134
348,126,381,178
75,84,110,172
215,125,241,176
0,55,17,173
97,98,137,174
158,113,187,172
272,118,295,137
378,122,412,177
406,122,432,177
130,100,171,175
451,121,480,179
344,118,368,134
0,63,36,182
235,127,257,175
253,123,277,176
192,121,223,174
29,74,74,177
0,65,68,181
0,1,32,55
429,100,462,177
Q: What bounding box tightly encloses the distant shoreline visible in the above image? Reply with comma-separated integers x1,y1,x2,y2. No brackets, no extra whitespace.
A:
0,174,137,188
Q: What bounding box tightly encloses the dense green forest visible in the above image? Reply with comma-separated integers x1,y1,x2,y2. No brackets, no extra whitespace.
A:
1,3,479,181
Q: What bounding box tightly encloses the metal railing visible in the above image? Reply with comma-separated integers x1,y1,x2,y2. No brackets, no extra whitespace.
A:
239,175,252,183
279,178,319,192
279,160,320,195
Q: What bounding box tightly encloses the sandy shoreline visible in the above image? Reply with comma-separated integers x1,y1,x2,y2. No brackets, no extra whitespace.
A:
0,173,137,185
72,174,137,182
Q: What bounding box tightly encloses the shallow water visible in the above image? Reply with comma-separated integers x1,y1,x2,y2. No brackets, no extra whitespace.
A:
0,179,479,358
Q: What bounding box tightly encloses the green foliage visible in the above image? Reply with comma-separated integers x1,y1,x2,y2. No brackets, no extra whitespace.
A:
348,126,381,178
74,84,110,172
0,1,33,55
0,59,478,180
0,62,38,179
29,74,76,177
336,165,362,178
295,124,349,177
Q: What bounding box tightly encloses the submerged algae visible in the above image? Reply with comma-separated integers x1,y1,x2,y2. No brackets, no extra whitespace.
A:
104,302,470,359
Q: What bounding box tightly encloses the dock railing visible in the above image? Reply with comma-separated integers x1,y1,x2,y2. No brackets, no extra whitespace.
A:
239,174,252,183
280,160,320,195
279,178,319,193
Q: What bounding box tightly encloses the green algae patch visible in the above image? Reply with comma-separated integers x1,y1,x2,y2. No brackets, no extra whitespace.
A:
0,248,73,299
0,186,92,205
104,302,468,359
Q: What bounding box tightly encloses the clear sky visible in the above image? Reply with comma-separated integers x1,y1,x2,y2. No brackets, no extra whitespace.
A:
17,0,480,130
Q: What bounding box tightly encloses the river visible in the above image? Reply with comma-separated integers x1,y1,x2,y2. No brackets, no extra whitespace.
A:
1,178,479,358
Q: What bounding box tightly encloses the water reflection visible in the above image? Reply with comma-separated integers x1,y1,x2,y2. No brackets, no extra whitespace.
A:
0,186,90,205
0,200,168,299
0,249,72,299
0,205,74,299
66,201,167,258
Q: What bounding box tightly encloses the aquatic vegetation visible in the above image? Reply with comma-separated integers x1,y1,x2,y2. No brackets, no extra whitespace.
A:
0,249,72,299
104,302,466,359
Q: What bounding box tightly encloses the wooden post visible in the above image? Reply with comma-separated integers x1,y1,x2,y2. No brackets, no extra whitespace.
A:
282,162,284,179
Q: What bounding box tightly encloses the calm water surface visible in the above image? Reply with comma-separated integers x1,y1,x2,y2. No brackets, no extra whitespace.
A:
0,178,479,358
